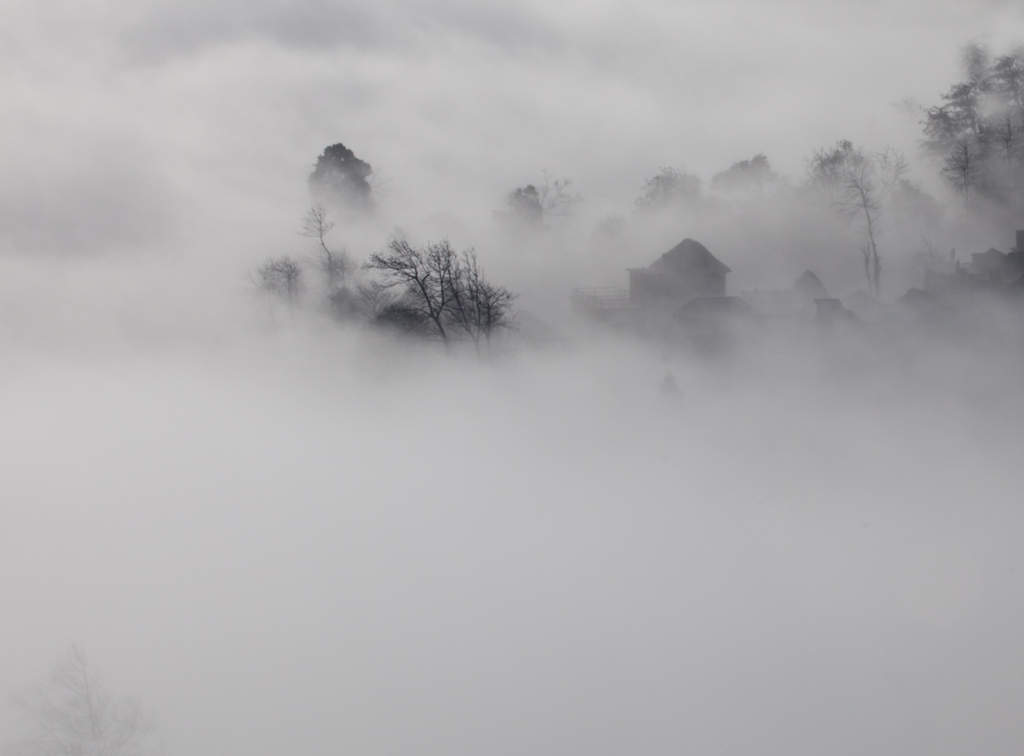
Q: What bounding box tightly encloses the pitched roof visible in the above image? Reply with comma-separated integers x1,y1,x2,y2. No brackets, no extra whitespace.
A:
793,270,829,300
972,247,1007,263
649,238,731,276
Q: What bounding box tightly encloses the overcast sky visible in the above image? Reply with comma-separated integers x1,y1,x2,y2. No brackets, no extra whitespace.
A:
3,0,1023,257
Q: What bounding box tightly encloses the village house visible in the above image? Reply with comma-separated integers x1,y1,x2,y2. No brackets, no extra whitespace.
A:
573,237,750,340
968,231,1024,283
627,238,730,307
572,237,733,325
919,230,1024,299
573,228,1023,340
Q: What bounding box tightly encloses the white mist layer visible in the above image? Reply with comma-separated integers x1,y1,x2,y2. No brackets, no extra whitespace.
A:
3,307,1022,756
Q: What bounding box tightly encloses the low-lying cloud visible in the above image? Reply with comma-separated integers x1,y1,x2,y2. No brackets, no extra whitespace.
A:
3,2,1024,756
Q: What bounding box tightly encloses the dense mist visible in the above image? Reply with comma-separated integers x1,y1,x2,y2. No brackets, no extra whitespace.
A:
3,2,1024,756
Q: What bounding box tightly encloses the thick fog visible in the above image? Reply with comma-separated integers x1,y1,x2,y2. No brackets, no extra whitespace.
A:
3,2,1024,756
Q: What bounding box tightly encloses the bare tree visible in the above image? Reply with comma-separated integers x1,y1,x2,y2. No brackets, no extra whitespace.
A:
7,647,155,756
850,157,882,297
366,238,514,346
536,173,581,217
301,205,348,291
446,251,515,346
367,239,456,341
354,280,395,318
340,280,427,333
809,141,903,296
256,256,303,309
373,299,433,336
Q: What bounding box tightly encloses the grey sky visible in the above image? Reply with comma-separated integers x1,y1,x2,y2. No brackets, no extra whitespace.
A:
3,0,1023,256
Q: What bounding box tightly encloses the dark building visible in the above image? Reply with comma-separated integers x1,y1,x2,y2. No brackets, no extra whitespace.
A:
970,248,1020,282
968,232,1024,283
628,239,730,308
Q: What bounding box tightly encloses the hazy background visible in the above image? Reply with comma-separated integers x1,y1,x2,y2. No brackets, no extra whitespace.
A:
3,1,1024,755
4,0,1024,258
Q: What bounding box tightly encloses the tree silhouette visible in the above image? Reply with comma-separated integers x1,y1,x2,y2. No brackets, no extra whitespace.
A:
7,647,156,756
809,141,907,296
711,154,778,193
505,174,580,226
309,142,373,211
367,238,514,345
301,205,348,291
257,256,303,310
635,167,701,210
922,43,1024,208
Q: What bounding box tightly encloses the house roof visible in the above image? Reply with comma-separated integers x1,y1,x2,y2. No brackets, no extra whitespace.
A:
793,270,829,300
648,238,731,276
971,248,1009,269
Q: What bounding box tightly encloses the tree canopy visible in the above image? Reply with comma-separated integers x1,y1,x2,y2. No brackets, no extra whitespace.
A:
922,43,1024,209
711,154,778,193
505,175,580,226
635,167,701,210
309,142,373,211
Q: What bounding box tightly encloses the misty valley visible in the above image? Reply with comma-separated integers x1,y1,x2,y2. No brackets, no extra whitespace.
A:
3,10,1024,756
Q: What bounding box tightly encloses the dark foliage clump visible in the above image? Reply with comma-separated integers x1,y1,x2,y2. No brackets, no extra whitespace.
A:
309,142,373,211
